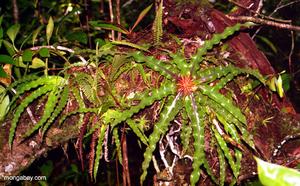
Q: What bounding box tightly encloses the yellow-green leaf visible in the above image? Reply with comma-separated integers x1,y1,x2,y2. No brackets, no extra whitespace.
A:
256,35,278,54
90,21,129,35
32,26,43,46
0,85,9,121
266,76,276,92
46,16,54,44
6,24,20,44
255,157,300,186
111,40,149,51
275,75,284,98
130,4,153,32
30,57,45,69
3,40,16,56
22,50,33,62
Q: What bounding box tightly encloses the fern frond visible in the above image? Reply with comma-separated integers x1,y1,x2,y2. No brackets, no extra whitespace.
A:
199,84,246,124
9,76,65,109
191,23,245,74
7,74,39,90
23,88,62,138
71,86,86,126
59,108,99,126
71,84,86,108
140,94,181,185
111,81,176,127
203,157,218,184
180,110,192,153
209,99,254,148
197,64,236,83
184,95,205,186
126,119,148,145
93,124,108,181
215,137,226,186
42,86,69,135
212,126,238,179
132,51,178,79
170,53,191,75
216,113,241,143
113,127,122,165
152,0,163,45
9,85,53,148
73,73,97,103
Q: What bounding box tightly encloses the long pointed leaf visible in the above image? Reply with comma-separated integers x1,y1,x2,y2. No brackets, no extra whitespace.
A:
140,94,181,185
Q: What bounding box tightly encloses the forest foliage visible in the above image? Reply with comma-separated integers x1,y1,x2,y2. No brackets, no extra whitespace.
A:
0,0,300,185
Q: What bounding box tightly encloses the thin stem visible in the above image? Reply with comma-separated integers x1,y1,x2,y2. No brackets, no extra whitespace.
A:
108,0,115,40
229,0,291,23
84,0,92,48
272,0,300,16
252,0,300,38
288,31,295,74
12,0,19,23
116,0,122,40
228,15,300,32
121,125,131,186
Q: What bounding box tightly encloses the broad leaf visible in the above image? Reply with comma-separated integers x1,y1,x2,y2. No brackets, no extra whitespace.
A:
39,48,50,57
2,40,15,56
255,157,300,186
6,24,20,44
30,57,45,69
22,50,33,62
0,55,15,64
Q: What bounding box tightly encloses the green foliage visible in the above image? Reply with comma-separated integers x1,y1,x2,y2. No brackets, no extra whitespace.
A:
0,85,9,121
42,86,69,135
255,157,300,186
93,124,108,181
152,0,163,45
8,75,67,148
184,95,205,185
126,119,148,145
16,22,267,185
1,8,276,185
129,22,269,186
140,94,181,184
6,24,20,49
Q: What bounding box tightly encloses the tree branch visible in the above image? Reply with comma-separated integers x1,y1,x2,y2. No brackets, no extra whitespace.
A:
228,15,300,32
12,0,19,23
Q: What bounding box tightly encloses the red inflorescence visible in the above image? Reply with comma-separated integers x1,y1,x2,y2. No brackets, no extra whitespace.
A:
177,76,196,96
